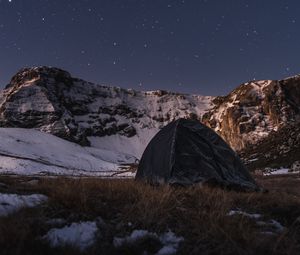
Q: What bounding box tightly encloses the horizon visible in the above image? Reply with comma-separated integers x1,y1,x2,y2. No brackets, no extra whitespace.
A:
1,65,299,97
0,0,299,95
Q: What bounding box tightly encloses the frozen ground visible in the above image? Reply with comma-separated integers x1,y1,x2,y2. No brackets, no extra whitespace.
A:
263,168,300,176
0,127,297,178
114,229,184,255
227,209,285,235
0,192,47,216
0,128,136,177
44,221,98,250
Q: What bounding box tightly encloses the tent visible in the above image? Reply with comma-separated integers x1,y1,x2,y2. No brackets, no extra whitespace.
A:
135,118,260,191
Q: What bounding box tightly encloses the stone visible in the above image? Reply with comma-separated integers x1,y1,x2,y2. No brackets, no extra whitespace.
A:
291,161,300,172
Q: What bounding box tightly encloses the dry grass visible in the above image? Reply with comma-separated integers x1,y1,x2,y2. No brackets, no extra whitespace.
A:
0,175,300,255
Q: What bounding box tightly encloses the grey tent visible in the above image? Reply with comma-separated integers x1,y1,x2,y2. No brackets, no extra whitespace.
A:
136,118,260,191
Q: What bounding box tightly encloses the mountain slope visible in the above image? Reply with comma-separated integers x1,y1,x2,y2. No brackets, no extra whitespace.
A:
240,121,300,171
0,128,136,176
0,67,214,160
0,66,299,175
203,76,300,151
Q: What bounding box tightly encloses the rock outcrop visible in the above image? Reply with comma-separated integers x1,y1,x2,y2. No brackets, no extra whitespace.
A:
203,76,300,151
240,121,300,170
0,67,213,151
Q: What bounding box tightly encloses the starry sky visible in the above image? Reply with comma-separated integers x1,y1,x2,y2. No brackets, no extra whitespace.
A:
0,0,299,95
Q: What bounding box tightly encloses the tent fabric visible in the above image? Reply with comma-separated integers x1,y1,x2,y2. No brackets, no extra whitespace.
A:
135,118,260,191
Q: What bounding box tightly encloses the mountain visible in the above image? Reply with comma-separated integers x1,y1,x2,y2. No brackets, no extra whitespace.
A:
203,77,300,150
0,67,213,161
240,121,300,171
202,76,300,170
0,66,299,175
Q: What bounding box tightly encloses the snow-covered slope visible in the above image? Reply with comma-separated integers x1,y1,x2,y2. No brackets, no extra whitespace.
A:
0,66,299,175
0,128,136,176
0,66,214,161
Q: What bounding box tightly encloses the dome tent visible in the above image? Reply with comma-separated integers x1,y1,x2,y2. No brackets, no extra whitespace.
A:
135,118,260,191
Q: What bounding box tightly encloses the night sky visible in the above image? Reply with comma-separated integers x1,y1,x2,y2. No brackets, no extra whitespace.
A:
0,0,299,95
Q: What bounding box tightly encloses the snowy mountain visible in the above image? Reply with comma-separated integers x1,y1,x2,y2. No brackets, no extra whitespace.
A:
203,76,300,151
203,75,300,170
0,66,299,175
0,67,213,175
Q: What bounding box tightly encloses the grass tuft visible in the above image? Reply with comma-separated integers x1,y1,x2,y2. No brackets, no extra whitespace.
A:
0,174,299,254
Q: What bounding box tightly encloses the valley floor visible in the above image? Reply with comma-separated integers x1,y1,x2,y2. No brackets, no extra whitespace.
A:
0,174,300,255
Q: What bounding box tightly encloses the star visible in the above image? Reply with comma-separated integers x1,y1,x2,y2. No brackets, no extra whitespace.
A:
0,0,298,97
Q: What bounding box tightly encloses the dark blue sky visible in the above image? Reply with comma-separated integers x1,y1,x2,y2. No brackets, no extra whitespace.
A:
0,0,299,95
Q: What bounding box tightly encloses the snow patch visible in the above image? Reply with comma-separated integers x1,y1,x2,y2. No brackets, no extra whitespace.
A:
0,193,47,216
256,219,285,233
113,229,156,247
89,127,159,159
227,209,285,235
227,210,262,219
263,168,300,176
114,229,183,255
44,221,98,250
0,128,136,177
157,231,184,255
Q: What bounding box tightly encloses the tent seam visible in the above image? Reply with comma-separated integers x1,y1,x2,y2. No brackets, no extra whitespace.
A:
168,119,181,179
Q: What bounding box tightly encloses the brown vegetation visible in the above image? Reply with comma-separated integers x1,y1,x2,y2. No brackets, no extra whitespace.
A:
0,174,300,255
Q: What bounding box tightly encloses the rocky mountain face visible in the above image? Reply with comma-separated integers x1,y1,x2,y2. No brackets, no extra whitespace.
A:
202,76,300,170
0,67,213,157
202,77,300,150
0,66,299,170
240,121,300,171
